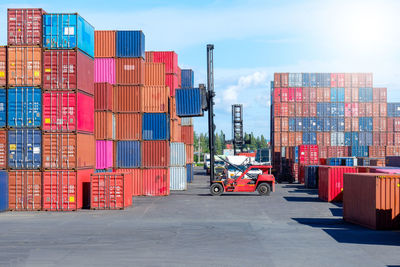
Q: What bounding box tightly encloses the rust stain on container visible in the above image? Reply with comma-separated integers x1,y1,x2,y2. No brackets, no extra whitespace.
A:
141,85,168,113
115,113,142,140
8,46,41,86
8,170,42,211
116,58,144,85
113,85,141,112
95,111,113,140
95,30,116,58
145,62,165,86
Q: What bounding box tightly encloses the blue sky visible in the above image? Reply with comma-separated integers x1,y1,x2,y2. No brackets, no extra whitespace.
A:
2,0,400,139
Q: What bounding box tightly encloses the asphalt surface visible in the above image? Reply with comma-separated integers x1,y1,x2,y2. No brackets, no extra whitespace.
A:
0,167,399,267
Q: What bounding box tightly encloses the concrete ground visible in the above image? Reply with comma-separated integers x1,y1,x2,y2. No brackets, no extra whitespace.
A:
0,167,399,267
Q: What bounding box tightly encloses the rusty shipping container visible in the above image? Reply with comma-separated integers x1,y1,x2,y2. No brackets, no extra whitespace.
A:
42,133,95,169
7,8,44,46
116,58,145,85
343,173,400,230
114,168,143,196
42,50,94,95
113,85,141,112
8,170,42,211
142,141,169,168
94,30,116,58
141,85,168,113
42,169,93,211
181,125,194,145
0,47,6,87
115,113,142,140
95,111,114,140
95,82,113,111
8,46,41,86
145,62,165,86
142,168,169,196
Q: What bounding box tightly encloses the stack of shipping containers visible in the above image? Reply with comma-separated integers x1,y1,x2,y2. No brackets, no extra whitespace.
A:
41,13,95,210
271,73,398,182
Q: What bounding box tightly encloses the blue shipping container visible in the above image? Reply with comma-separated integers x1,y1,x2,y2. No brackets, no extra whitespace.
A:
295,118,303,131
175,88,203,117
8,130,41,169
309,118,317,131
142,113,170,140
328,158,341,166
338,118,345,131
316,73,322,87
289,118,296,131
0,171,7,212
359,117,373,131
303,132,310,145
330,88,337,102
387,103,400,117
186,163,194,183
331,103,338,116
181,69,194,88
316,118,324,132
317,103,324,117
116,31,145,58
303,118,310,131
7,88,41,128
302,73,310,87
294,146,299,163
359,132,373,146
310,132,317,145
0,89,6,128
324,103,331,116
351,132,359,146
43,14,95,58
323,118,331,132
310,73,317,87
344,132,352,146
305,165,319,189
116,141,141,168
338,103,345,117
337,88,345,102
351,146,369,157
331,118,338,131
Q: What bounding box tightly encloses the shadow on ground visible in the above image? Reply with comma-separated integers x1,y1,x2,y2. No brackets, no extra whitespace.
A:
284,196,322,202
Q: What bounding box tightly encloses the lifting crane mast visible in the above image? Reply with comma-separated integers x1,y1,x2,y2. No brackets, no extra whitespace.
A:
232,104,244,155
207,44,215,186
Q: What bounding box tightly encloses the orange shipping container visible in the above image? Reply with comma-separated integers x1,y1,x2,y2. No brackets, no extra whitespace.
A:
344,88,352,102
142,141,169,168
372,88,380,102
141,85,168,113
116,58,145,85
186,144,194,164
95,111,114,140
8,170,42,211
113,85,141,112
115,168,143,196
365,103,372,117
295,132,302,146
324,132,331,146
0,131,6,169
145,62,165,86
274,118,281,132
170,96,178,120
323,88,330,102
386,146,400,156
316,88,324,102
0,47,6,87
344,73,352,87
42,133,95,169
351,88,359,102
368,146,385,158
281,117,289,132
295,103,303,117
343,173,400,230
170,119,181,142
8,46,41,86
352,118,359,132
380,103,387,117
345,118,351,132
274,132,281,147
288,103,295,117
281,132,288,146
115,113,142,140
145,51,154,63
181,125,194,145
372,103,379,117
317,133,324,146
288,132,295,146
94,30,116,58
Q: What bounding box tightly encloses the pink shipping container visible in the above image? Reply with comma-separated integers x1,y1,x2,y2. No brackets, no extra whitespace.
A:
309,103,317,117
345,103,352,117
142,168,170,196
337,73,345,87
43,50,94,95
303,87,310,102
94,58,116,85
331,73,337,87
42,91,94,133
351,103,358,117
96,140,113,169
295,88,302,102
153,51,178,74
7,8,44,46
281,88,288,102
288,88,295,102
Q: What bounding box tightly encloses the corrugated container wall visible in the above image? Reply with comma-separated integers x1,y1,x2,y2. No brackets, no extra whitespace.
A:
153,51,178,74
116,141,141,168
94,58,115,85
181,126,194,145
170,142,186,166
175,88,203,117
0,171,7,211
318,166,357,202
181,69,194,88
0,90,7,127
8,130,41,169
0,131,7,169
141,141,169,168
94,83,113,111
116,58,144,85
113,85,141,112
96,140,113,169
142,113,170,140
142,168,169,196
94,30,116,58
186,163,194,183
8,8,44,46
181,117,193,126
114,168,143,196
116,31,145,58
170,166,187,191
8,170,41,211
95,111,113,140
7,46,41,86
43,14,95,58
7,87,41,128
141,86,168,113
145,62,165,86
115,113,141,140
0,47,6,87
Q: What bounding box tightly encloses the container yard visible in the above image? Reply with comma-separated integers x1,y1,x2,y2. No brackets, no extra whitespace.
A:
1,3,400,266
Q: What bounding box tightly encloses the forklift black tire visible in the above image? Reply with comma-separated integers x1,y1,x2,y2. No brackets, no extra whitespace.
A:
257,183,271,196
210,183,224,196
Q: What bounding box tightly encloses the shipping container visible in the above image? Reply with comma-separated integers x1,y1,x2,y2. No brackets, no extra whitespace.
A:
142,141,169,168
42,169,93,211
42,132,95,169
166,73,179,96
8,130,41,169
94,83,113,111
175,88,203,117
343,173,400,230
145,62,165,86
116,58,145,85
0,90,7,127
318,166,357,202
170,142,186,166
0,47,6,87
94,58,115,85
181,69,194,88
181,117,193,126
170,166,187,191
170,119,182,142
113,85,141,112
177,67,182,88
116,31,145,58
42,91,94,133
8,8,44,46
142,168,169,196
186,163,194,183
142,113,170,140
0,171,7,211
96,140,113,170
94,30,116,58
43,13,95,58
114,168,143,196
8,170,41,211
43,50,94,94
90,172,132,209
7,87,41,128
304,165,319,189
95,111,113,140
116,141,141,168
181,125,194,145
350,146,369,157
186,144,194,164
142,85,168,113
115,113,142,140
0,131,7,169
153,51,178,74
8,46,41,86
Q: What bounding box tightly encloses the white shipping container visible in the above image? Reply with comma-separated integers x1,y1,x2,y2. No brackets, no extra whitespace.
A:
170,142,186,166
289,73,302,87
170,166,187,190
180,118,193,126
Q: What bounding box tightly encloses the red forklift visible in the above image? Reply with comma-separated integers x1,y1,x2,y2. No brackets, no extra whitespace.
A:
204,44,276,196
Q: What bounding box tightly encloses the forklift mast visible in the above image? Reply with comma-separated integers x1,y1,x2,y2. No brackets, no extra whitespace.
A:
207,44,215,185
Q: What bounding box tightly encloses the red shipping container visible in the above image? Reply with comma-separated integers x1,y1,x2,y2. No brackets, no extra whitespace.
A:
309,103,317,117
42,91,94,133
328,146,337,158
273,88,281,103
337,73,345,87
166,73,179,96
303,87,310,102
95,83,113,111
379,88,387,102
114,168,143,196
116,58,145,85
343,173,400,230
380,103,387,117
177,67,181,88
295,132,302,146
288,103,295,117
373,132,380,146
295,87,302,102
142,141,169,167
281,103,289,117
394,118,400,132
316,88,324,102
309,88,316,102
0,47,6,87
372,88,380,102
281,117,289,132
90,172,132,210
281,132,288,146
302,103,309,117
369,146,385,158
366,73,373,87
7,8,44,46
380,118,387,132
281,88,288,102
298,164,305,184
365,103,372,117
299,145,318,164
324,133,331,146
8,170,42,211
380,132,387,146
344,88,352,102
319,146,328,159
330,73,337,87
181,125,194,145
323,88,330,102
153,51,178,74
288,88,295,102
43,50,94,95
274,133,281,147
318,166,357,202
387,133,394,146
345,118,351,132
295,103,303,117
274,118,281,132
358,103,366,117
395,133,400,146
142,168,170,196
274,73,281,87
344,103,352,117
352,88,359,102
387,118,394,132
42,169,94,211
281,73,289,87
288,132,295,146
317,133,324,146
372,103,379,117
373,118,380,132
0,131,6,168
